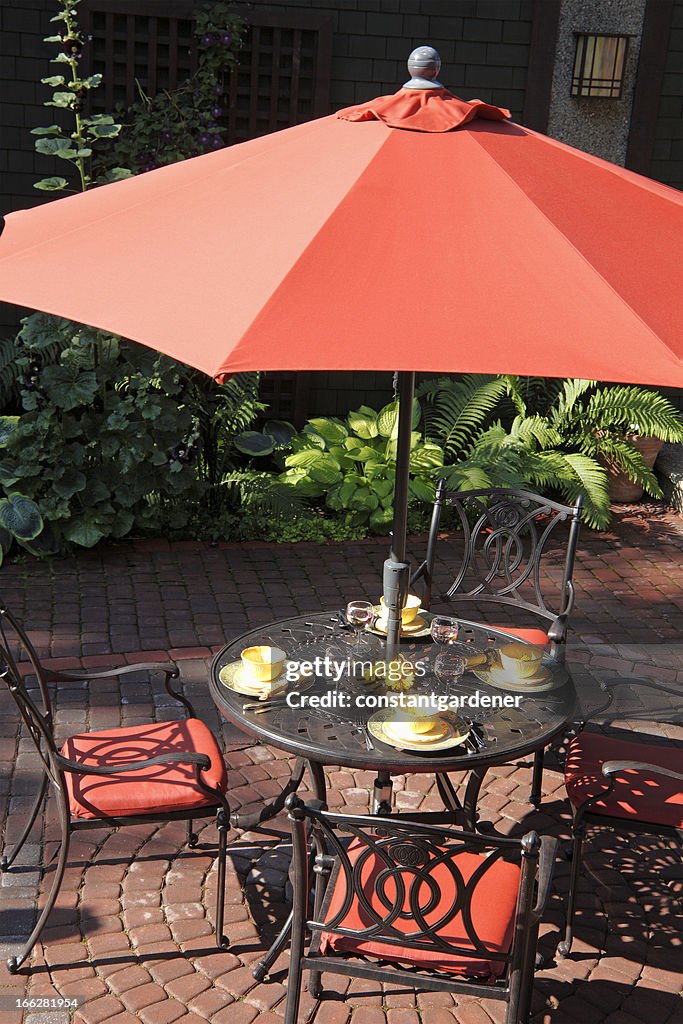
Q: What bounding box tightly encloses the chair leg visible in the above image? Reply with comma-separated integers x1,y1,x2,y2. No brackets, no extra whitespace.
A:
187,818,198,848
7,792,70,974
308,970,323,999
282,916,306,1024
253,909,293,982
214,809,228,949
558,822,585,958
529,749,544,809
0,775,48,872
516,923,539,1023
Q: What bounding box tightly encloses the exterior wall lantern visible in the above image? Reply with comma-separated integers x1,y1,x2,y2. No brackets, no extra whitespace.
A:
571,33,630,99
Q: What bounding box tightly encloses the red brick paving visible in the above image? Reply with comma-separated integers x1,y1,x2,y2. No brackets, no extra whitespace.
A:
0,503,681,1022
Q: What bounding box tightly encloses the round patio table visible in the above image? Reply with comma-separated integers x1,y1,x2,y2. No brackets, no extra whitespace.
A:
209,611,576,980
209,611,576,822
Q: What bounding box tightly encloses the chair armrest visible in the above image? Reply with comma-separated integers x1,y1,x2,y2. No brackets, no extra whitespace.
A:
531,835,558,923
546,614,568,644
602,759,683,783
45,662,179,682
580,676,683,726
56,749,211,777
600,676,682,698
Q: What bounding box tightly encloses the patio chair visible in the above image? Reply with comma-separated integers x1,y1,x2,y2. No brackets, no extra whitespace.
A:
283,796,557,1024
0,606,232,973
559,678,683,957
411,484,583,807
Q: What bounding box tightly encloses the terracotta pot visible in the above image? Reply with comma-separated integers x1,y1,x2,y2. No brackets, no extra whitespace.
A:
601,435,664,503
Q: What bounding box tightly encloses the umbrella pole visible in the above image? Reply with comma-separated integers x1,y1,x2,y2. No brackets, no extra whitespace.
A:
383,370,415,658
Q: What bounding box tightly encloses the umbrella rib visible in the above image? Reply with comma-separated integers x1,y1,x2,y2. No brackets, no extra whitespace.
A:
516,122,683,208
466,127,681,363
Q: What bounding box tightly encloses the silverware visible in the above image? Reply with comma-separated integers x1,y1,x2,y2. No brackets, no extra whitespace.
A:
353,717,374,751
463,716,486,750
242,698,287,712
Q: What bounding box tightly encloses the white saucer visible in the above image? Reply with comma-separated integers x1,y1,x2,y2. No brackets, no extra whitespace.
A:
368,709,470,752
218,660,292,697
370,609,431,637
473,664,556,693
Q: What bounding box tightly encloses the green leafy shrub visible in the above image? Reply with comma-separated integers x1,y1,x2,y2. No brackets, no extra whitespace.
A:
1,315,200,548
279,401,444,533
233,510,368,544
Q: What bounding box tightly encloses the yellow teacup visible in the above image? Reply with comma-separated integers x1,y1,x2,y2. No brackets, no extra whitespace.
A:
240,646,286,683
499,642,543,679
391,704,441,737
379,593,421,626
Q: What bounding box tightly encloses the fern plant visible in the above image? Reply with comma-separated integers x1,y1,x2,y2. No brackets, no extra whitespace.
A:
417,375,508,458
180,370,266,516
419,374,683,529
499,377,683,527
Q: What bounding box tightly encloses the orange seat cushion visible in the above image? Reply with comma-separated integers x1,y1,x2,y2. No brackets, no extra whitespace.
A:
62,718,227,820
489,625,549,646
319,840,520,979
565,732,683,829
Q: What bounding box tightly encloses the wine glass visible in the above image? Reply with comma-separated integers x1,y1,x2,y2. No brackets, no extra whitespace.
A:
434,650,467,698
345,600,374,653
430,615,460,645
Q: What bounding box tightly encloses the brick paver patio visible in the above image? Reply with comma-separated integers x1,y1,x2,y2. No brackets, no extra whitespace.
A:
0,502,681,1024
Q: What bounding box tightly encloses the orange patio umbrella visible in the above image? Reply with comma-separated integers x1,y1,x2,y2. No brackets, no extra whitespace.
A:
1,47,683,647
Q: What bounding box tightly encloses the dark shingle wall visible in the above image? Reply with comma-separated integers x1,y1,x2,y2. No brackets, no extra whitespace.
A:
649,0,683,189
250,0,534,115
0,0,61,219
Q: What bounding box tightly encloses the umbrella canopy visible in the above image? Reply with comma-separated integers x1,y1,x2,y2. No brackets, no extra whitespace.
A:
1,46,683,650
1,57,683,387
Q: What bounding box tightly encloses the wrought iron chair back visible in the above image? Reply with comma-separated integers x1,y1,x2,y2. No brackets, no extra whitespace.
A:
0,605,54,726
0,650,64,794
559,677,683,958
284,797,557,1024
0,604,232,973
412,485,583,659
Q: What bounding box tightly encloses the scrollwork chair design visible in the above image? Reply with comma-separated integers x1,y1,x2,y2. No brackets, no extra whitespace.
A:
284,796,557,1024
0,606,232,973
412,485,583,805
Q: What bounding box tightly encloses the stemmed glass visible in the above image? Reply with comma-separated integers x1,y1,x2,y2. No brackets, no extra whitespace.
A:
430,615,460,645
434,649,467,700
345,600,374,654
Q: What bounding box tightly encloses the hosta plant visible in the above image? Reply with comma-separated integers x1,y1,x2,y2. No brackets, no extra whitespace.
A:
279,401,444,533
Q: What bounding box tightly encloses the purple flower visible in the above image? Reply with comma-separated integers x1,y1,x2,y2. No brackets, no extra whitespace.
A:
220,33,232,46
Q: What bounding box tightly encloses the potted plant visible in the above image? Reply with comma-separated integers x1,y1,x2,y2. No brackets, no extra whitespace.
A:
520,380,683,505
599,429,666,502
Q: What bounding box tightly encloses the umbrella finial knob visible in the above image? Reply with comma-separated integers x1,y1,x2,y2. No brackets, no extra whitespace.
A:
404,46,444,89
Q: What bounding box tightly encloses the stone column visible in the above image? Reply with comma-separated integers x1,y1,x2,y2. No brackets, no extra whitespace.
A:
547,0,647,165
